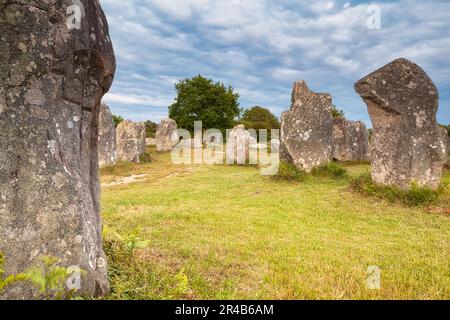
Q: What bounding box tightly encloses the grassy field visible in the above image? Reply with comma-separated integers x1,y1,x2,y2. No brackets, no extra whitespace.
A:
100,148,450,300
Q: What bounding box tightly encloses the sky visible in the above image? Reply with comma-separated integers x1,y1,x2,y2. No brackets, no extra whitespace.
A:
100,0,449,127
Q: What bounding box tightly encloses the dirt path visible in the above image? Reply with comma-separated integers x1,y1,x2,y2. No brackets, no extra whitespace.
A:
102,174,149,187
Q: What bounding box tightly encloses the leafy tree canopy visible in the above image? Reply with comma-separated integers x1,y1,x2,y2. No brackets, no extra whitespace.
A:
239,106,280,131
112,115,124,128
169,75,241,133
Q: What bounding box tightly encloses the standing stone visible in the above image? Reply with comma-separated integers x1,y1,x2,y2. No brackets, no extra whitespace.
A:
0,1,115,299
98,103,117,167
116,121,146,163
226,125,252,164
280,81,333,172
332,117,370,162
355,58,446,190
155,118,179,152
441,127,450,167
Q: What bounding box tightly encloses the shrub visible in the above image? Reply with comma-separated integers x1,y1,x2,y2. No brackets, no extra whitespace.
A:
350,173,443,207
311,162,348,179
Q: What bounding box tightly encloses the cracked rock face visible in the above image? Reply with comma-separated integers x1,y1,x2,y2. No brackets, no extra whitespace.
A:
116,120,146,163
332,117,370,162
155,118,179,152
280,81,333,172
355,58,446,190
0,0,115,299
98,103,117,167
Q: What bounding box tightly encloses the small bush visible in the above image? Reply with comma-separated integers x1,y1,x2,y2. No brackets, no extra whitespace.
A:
273,162,308,182
351,173,443,207
311,162,348,179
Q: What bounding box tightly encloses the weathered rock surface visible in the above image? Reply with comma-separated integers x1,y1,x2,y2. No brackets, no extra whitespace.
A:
0,1,115,299
146,138,156,146
156,119,179,152
116,121,146,163
355,58,446,190
98,103,117,167
441,128,450,167
226,125,256,164
332,117,370,162
280,81,333,172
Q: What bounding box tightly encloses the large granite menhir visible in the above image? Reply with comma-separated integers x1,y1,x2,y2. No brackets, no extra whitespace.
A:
156,118,179,152
281,81,333,172
226,125,254,164
0,1,115,298
332,117,370,162
116,120,146,163
98,103,117,167
355,58,446,190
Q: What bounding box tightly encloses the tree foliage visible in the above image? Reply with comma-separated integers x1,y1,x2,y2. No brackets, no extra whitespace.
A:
145,120,157,138
332,104,345,119
239,106,280,131
112,115,124,128
169,75,241,133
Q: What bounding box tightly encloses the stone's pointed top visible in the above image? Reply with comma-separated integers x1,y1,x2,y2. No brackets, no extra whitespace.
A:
291,81,332,105
291,81,309,102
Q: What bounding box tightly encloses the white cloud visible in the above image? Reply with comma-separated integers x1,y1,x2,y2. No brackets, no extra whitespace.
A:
100,0,450,125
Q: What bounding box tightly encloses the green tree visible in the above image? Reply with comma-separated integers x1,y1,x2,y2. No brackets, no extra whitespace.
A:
112,115,124,128
169,75,241,133
332,104,345,119
144,120,157,138
239,106,280,133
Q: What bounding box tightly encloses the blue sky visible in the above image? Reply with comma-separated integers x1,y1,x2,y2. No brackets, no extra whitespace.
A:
101,0,449,127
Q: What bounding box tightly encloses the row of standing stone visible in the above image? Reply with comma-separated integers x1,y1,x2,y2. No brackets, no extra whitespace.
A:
281,58,449,190
98,58,449,192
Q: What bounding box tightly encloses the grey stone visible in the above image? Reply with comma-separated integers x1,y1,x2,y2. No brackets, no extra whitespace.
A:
280,81,333,172
226,125,253,164
98,103,117,167
441,127,450,167
355,58,446,190
332,117,370,162
116,121,146,163
0,1,115,299
156,119,179,152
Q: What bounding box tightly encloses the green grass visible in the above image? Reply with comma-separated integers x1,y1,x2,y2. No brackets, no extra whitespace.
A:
101,152,450,300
